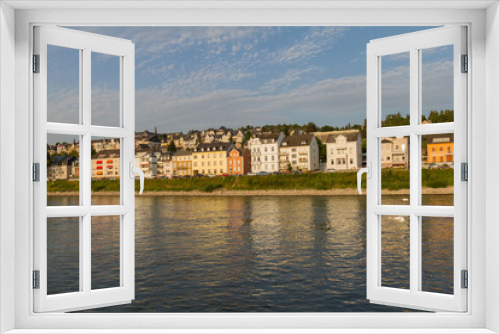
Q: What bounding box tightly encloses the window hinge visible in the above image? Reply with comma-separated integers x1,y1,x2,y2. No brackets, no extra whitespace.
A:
33,163,40,182
33,54,40,73
461,162,468,182
461,54,468,73
461,270,468,289
33,270,40,289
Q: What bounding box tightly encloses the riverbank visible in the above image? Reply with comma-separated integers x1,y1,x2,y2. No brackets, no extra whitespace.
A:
47,169,454,194
48,187,454,196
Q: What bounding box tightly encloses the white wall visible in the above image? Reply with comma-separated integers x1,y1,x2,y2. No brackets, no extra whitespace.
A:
0,2,16,333
485,2,500,332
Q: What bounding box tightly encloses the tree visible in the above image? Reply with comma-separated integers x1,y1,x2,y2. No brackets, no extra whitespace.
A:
305,122,317,133
91,146,97,158
167,139,177,153
287,162,292,172
320,125,334,132
68,150,79,158
244,130,252,144
316,138,327,162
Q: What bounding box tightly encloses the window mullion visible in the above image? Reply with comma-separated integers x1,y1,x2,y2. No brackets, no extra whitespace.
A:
409,47,420,295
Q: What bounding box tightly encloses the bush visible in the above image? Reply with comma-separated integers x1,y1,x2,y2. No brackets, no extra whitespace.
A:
202,183,223,193
426,180,448,188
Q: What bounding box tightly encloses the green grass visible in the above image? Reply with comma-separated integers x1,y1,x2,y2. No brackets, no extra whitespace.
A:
46,169,454,193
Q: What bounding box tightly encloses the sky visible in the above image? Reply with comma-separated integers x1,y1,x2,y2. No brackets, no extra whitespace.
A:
47,26,453,134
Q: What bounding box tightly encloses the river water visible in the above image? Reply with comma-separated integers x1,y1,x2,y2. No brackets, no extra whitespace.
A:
47,195,454,312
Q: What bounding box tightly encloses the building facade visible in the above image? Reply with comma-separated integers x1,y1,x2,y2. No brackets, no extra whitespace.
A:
427,134,454,164
326,130,363,170
91,150,120,180
134,150,160,179
279,134,319,172
172,151,192,177
192,143,232,176
227,148,250,175
47,156,79,181
249,132,284,173
380,137,409,169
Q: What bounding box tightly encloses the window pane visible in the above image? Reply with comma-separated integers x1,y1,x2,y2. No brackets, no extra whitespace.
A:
421,45,454,124
380,136,410,205
381,215,410,289
92,216,121,290
47,217,80,295
421,133,454,206
91,137,121,205
92,52,120,127
47,45,80,124
381,52,410,127
421,216,454,294
47,134,80,206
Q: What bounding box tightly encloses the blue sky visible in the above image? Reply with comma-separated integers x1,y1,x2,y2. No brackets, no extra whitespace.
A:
49,26,453,133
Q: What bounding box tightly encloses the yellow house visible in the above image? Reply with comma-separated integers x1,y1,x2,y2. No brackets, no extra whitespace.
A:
427,134,454,164
91,149,120,180
172,151,192,177
192,143,232,176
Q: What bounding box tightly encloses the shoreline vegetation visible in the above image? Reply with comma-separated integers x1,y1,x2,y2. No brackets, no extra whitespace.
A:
47,169,454,195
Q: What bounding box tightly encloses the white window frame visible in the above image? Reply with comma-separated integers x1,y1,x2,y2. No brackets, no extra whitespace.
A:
33,25,136,313
1,1,498,333
366,26,467,312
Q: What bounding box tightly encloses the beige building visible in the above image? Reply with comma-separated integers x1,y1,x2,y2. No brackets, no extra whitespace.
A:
172,151,192,177
381,137,409,168
91,150,120,180
192,143,232,175
47,156,79,181
279,134,319,172
326,130,363,170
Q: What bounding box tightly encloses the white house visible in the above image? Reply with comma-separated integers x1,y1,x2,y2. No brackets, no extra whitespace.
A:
279,134,319,171
326,130,362,170
249,132,284,173
134,150,160,179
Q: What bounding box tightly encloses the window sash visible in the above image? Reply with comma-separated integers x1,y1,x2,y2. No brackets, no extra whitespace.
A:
33,25,136,313
366,26,467,312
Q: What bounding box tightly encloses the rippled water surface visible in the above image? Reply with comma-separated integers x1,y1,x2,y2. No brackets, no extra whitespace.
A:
47,195,454,312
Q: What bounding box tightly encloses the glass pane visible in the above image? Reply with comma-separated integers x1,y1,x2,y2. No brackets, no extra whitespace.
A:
91,137,121,206
421,45,454,124
421,216,454,294
47,45,80,124
381,136,410,205
381,215,410,289
47,217,80,295
92,52,121,127
421,133,454,206
91,216,121,290
47,134,80,206
381,52,410,127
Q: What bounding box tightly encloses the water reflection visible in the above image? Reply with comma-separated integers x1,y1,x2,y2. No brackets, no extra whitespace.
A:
44,195,454,312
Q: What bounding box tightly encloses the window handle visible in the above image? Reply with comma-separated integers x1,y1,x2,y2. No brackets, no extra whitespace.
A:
129,161,145,195
357,162,371,195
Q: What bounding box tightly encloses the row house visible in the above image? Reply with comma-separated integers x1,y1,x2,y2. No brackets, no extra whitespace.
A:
47,156,79,181
427,134,454,164
249,132,285,173
326,130,363,170
91,150,120,180
157,153,173,179
134,150,160,179
92,138,119,153
279,134,319,172
172,151,192,177
135,130,161,150
192,143,233,176
55,141,79,154
381,137,409,169
228,148,251,175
